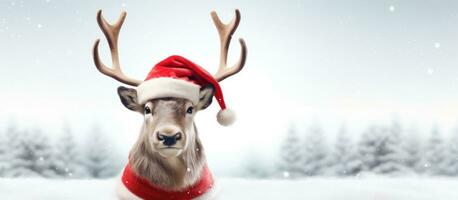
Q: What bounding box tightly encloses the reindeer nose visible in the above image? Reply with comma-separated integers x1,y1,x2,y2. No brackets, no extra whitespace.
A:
157,132,182,146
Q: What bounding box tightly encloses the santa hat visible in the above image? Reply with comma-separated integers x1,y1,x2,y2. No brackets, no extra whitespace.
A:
137,55,235,126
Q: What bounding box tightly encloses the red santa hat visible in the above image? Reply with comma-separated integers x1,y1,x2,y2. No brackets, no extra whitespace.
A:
137,55,235,126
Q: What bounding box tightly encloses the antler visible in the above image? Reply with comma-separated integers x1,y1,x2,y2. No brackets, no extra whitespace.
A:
92,10,142,86
211,9,247,82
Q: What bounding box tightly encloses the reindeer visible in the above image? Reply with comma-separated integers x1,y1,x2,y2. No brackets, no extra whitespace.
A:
91,9,247,200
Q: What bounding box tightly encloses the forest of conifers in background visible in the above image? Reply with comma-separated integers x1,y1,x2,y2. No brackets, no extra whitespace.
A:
1,120,458,179
244,120,458,178
0,122,123,178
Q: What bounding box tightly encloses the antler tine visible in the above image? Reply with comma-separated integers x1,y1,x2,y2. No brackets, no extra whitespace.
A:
211,9,248,82
92,10,142,86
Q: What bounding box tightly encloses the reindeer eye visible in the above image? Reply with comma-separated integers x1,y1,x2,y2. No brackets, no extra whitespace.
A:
186,106,194,114
144,106,151,115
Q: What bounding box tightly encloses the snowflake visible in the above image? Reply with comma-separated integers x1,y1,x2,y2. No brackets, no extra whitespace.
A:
39,157,44,161
427,68,434,75
283,171,290,178
434,42,441,49
389,5,395,12
37,24,42,29
187,168,191,172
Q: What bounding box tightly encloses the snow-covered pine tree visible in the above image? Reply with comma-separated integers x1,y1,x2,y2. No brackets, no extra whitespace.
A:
53,124,88,178
371,121,410,175
0,126,8,176
331,125,361,176
83,125,119,178
301,124,329,176
30,129,59,177
3,125,34,177
442,129,458,176
6,128,56,177
402,128,423,173
420,126,447,176
278,125,303,178
358,125,387,174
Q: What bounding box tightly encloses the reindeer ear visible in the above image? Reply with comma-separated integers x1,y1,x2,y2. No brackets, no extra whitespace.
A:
196,85,214,111
117,86,142,112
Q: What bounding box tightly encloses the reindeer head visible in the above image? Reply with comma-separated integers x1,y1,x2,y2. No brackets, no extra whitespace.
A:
116,85,214,158
92,10,247,158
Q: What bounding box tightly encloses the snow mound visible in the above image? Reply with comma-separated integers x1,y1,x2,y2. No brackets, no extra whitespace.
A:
0,177,458,200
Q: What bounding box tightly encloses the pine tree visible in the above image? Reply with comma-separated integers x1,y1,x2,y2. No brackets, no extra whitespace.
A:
421,126,447,175
6,129,56,177
372,121,409,175
3,125,35,177
30,129,58,177
278,125,303,178
53,124,88,178
331,126,361,176
442,129,458,176
301,124,329,176
358,125,387,173
83,126,119,178
402,128,423,173
0,127,8,176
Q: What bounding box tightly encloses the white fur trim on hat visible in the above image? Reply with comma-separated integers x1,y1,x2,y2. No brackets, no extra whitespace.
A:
137,78,200,105
217,108,236,126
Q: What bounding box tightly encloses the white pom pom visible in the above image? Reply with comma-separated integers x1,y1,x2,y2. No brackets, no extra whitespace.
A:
217,108,236,126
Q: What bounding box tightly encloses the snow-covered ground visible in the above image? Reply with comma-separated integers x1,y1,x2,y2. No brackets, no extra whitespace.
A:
0,177,458,200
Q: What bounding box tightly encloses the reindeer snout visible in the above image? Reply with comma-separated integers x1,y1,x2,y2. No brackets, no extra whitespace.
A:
157,132,182,146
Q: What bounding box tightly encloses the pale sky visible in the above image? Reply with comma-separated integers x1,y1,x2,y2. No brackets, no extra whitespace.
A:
1,0,458,175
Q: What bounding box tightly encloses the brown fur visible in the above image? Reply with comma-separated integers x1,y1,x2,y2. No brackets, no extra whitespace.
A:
129,98,206,190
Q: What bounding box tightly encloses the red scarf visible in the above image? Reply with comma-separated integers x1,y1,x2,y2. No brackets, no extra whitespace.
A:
122,162,214,200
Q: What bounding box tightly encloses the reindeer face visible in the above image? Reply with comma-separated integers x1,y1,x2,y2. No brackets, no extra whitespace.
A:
143,98,193,158
117,86,214,158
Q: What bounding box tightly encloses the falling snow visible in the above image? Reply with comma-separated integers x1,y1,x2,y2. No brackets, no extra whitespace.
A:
0,1,458,199
434,42,441,48
389,5,396,12
283,171,290,178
